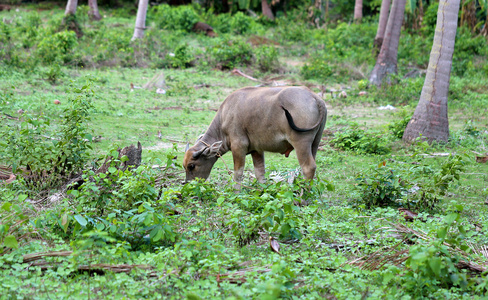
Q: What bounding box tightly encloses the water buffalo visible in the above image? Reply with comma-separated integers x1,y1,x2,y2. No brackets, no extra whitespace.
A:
183,86,327,184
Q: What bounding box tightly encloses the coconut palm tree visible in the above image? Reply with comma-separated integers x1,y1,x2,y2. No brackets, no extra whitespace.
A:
132,0,149,41
65,0,77,15
354,0,363,22
88,0,102,21
369,0,407,86
403,0,461,144
373,0,391,56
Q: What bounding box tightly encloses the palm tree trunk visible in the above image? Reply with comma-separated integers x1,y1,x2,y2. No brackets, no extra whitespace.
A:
369,0,406,86
261,0,275,20
88,0,102,21
403,0,461,144
373,0,391,56
354,0,363,22
65,0,78,15
132,0,148,41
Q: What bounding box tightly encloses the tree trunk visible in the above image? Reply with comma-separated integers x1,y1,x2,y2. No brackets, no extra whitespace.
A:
354,0,363,22
373,0,391,56
402,0,460,144
369,0,406,86
65,0,78,15
132,0,149,41
88,0,102,21
261,0,275,20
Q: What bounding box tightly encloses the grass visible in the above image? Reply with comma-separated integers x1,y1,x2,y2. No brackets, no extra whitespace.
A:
1,4,488,299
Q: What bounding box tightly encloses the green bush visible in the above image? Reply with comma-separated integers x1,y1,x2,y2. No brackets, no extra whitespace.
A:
36,30,78,64
0,83,94,190
330,124,391,155
255,45,280,72
150,4,199,32
209,37,253,69
388,106,413,139
355,162,411,208
165,43,195,69
400,212,471,297
229,11,255,34
300,58,333,80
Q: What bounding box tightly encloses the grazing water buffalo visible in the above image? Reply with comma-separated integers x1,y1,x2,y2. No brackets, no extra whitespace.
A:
183,86,327,184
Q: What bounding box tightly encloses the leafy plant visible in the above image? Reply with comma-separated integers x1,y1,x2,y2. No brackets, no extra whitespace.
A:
36,30,78,64
355,161,411,208
209,37,253,69
150,4,199,32
300,58,333,80
330,124,391,155
401,211,471,297
0,83,94,190
255,45,280,72
166,43,195,69
388,106,413,139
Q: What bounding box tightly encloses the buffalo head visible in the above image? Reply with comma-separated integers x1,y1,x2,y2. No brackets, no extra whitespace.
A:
183,140,223,183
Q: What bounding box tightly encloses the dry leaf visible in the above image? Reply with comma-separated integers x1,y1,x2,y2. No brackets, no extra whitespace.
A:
269,237,281,255
476,156,488,163
398,208,421,222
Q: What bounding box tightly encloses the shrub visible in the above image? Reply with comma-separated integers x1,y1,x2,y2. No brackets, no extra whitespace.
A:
36,30,78,64
0,83,94,190
165,43,195,69
254,45,280,72
330,124,391,155
355,162,411,208
150,4,199,32
300,58,333,80
229,12,254,34
388,106,413,139
209,37,253,69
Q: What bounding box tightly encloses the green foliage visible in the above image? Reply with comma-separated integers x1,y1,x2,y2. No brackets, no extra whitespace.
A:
229,11,255,34
300,58,333,80
330,124,391,155
355,154,467,210
150,4,200,32
355,162,411,208
209,37,253,69
368,77,424,105
36,30,78,64
166,43,196,68
401,211,471,297
388,106,414,139
0,83,93,189
0,194,30,254
254,45,280,72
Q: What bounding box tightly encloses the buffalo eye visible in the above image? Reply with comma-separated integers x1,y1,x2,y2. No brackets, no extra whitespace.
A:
188,163,195,171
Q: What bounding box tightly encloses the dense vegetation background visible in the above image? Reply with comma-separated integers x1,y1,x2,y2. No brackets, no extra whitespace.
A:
1,0,488,298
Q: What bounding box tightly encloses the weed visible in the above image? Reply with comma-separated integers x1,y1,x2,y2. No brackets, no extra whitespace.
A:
330,124,391,155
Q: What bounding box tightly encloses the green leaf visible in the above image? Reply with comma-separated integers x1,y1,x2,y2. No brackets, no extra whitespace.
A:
1,202,12,212
444,213,458,225
18,194,28,201
74,214,87,226
108,166,117,173
4,235,19,249
428,257,442,277
437,227,447,239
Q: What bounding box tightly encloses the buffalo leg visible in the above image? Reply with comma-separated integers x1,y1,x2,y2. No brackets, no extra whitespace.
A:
295,145,316,180
251,151,266,183
231,149,247,184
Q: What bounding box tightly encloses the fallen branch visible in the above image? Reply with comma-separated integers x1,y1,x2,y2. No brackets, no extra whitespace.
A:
231,68,262,82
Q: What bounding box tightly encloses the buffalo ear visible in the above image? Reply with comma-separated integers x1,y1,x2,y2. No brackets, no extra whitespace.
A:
202,141,222,158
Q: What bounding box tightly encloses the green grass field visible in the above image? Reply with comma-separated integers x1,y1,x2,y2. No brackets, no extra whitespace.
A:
1,4,488,299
